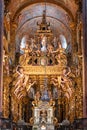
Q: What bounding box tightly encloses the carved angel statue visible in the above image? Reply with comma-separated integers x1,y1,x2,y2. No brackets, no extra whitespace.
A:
51,67,75,100
13,65,29,99
19,43,32,65
51,41,67,66
13,66,37,99
16,79,36,99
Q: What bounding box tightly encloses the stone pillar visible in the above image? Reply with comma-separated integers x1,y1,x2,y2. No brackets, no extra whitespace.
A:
83,0,87,117
0,0,4,116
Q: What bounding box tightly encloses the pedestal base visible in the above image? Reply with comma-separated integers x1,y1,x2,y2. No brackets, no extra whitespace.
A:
32,124,54,130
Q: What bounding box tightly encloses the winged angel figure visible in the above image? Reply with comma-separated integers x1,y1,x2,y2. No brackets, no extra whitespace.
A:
51,67,75,100
12,65,36,99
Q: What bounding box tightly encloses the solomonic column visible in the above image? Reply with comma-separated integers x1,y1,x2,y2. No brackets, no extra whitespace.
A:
0,0,4,116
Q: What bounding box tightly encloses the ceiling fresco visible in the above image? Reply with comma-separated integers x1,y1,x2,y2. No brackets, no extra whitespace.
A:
13,2,74,46
7,0,78,20
17,3,72,28
5,0,79,44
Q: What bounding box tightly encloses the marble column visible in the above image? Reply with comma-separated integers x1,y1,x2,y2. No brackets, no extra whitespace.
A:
0,0,4,116
83,0,87,117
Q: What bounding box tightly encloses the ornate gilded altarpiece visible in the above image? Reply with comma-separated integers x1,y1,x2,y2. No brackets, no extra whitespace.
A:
3,1,83,125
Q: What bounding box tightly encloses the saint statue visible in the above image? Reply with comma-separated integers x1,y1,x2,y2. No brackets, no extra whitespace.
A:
41,87,50,101
41,35,47,52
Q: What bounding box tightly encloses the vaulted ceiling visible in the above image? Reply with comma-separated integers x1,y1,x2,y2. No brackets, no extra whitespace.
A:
5,0,81,44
